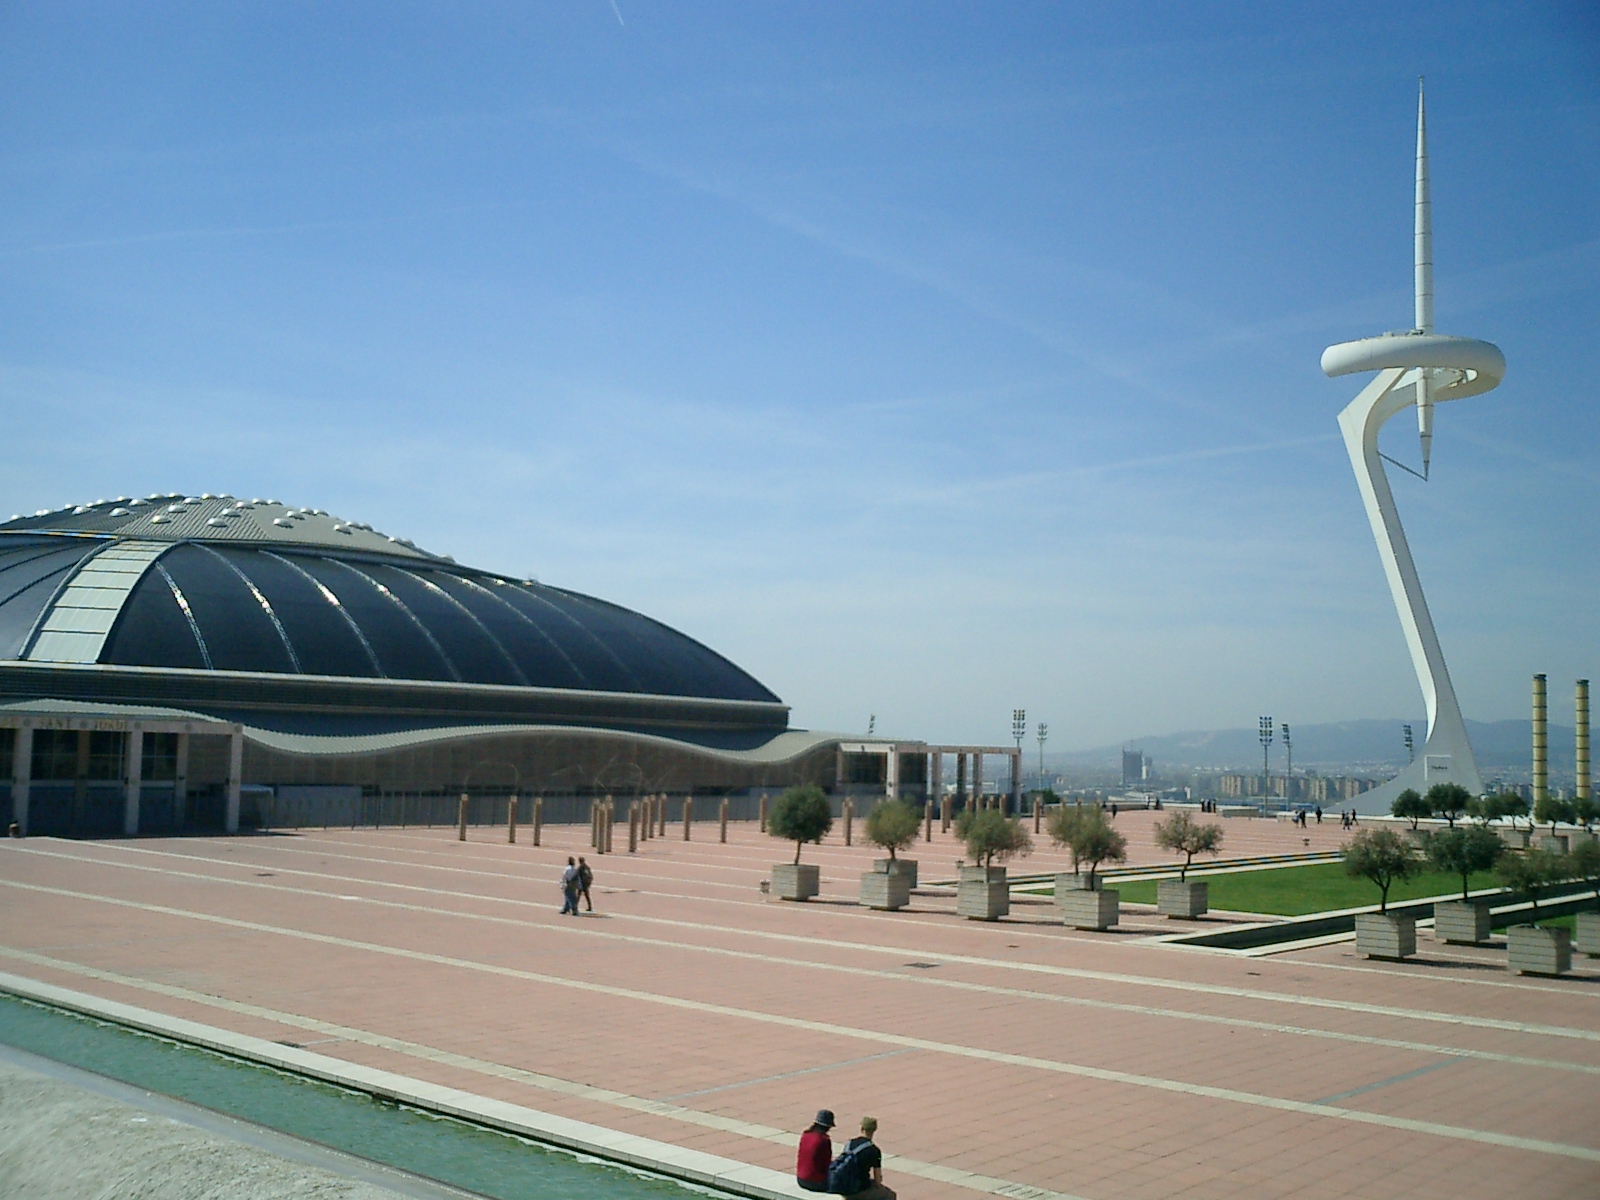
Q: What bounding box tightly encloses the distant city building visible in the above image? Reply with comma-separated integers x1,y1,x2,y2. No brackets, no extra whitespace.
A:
1122,749,1146,789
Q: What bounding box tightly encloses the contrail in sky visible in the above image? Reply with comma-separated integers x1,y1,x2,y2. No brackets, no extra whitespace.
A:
609,0,625,26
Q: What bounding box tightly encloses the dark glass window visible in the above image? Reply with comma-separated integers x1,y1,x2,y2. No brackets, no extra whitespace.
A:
295,558,456,682
87,731,124,780
0,727,12,780
31,729,80,781
155,545,295,674
219,549,379,679
427,573,589,690
362,565,522,686
142,732,179,782
101,567,210,670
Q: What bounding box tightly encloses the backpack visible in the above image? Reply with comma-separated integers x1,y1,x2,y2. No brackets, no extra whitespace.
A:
826,1140,871,1195
578,863,594,889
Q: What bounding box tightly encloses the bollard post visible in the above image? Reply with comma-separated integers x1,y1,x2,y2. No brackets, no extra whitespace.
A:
458,793,468,841
629,802,639,853
1034,794,1041,833
533,797,543,846
659,793,667,838
605,798,615,854
719,797,728,843
591,800,599,849
844,798,853,847
508,794,518,844
683,795,692,841
941,795,951,833
759,793,768,833
925,800,933,843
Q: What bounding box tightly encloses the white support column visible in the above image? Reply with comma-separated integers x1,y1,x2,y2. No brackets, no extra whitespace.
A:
225,729,243,834
124,728,143,837
885,745,899,801
930,751,941,805
12,725,32,836
973,753,983,806
1011,750,1022,812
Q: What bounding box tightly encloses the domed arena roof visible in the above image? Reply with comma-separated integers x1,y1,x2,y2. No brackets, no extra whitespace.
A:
0,494,777,704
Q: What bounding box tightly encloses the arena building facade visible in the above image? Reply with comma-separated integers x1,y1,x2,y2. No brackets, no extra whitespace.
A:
0,495,1021,838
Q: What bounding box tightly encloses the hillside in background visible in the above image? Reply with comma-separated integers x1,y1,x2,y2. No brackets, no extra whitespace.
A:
1056,719,1574,777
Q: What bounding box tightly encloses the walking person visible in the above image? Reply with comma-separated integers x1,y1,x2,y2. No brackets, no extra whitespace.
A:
795,1110,834,1193
559,857,580,916
828,1116,895,1199
577,855,594,913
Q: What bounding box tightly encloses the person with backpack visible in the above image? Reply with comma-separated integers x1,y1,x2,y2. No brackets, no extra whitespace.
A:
559,857,580,916
827,1116,893,1199
795,1110,834,1192
577,856,594,912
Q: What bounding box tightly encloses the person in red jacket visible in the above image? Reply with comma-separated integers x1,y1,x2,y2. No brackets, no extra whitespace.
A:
795,1109,834,1192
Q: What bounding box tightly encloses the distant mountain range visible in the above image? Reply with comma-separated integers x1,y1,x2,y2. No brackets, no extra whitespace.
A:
1058,719,1575,776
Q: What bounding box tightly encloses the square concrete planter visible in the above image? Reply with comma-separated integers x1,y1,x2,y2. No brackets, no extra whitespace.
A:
873,858,918,888
1536,834,1569,854
1054,871,1099,891
1497,827,1530,849
1056,886,1119,931
1576,911,1600,958
1354,913,1416,960
1433,900,1491,946
1157,880,1209,919
860,869,911,911
1508,924,1571,976
957,865,1008,921
771,863,820,901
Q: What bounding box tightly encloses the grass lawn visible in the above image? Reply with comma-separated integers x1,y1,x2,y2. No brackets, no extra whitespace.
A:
1101,862,1501,916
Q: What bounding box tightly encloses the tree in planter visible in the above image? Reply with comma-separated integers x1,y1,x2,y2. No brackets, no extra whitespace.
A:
957,808,1033,869
1424,824,1503,900
1342,829,1420,913
1496,847,1577,917
1425,783,1471,829
1569,839,1600,904
1152,811,1224,880
768,785,833,865
1069,808,1127,889
1045,803,1089,876
1391,789,1431,830
1571,796,1599,833
863,799,921,862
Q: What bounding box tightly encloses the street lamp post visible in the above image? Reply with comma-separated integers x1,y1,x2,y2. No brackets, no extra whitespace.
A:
1259,717,1274,806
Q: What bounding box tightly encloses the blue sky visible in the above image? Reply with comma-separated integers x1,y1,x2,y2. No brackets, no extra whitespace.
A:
1,3,1595,749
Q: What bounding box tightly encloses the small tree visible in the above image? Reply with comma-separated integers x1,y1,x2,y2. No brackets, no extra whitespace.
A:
1480,791,1530,832
1496,848,1566,916
863,799,921,861
1425,783,1471,829
1570,796,1599,833
1152,811,1224,881
1070,808,1127,888
1046,803,1089,875
957,807,1032,869
1342,828,1420,913
768,785,833,865
1569,839,1600,903
1391,788,1431,830
1534,794,1576,836
1424,824,1503,900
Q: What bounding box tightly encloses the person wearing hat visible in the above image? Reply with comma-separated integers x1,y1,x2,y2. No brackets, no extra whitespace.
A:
795,1109,835,1192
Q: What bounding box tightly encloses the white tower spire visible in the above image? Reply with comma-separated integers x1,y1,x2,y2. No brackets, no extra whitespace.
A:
1320,86,1507,813
1415,78,1434,474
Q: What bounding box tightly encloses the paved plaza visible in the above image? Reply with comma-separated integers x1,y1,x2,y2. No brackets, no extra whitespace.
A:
2,811,1597,1200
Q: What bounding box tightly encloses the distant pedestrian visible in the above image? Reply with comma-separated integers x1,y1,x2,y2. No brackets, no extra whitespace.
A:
828,1116,895,1199
796,1110,834,1193
577,856,594,912
560,857,580,916
1315,806,1322,825
1110,803,1118,819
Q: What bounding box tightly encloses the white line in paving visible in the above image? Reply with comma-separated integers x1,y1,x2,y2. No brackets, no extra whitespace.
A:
10,842,1600,1064
0,952,1073,1200
1,877,1596,1164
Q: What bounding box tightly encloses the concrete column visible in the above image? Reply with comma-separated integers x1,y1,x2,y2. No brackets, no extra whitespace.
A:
1533,674,1549,806
225,730,243,834
1577,679,1591,802
924,800,932,842
458,793,469,840
659,793,667,837
940,795,951,833
174,733,189,831
682,794,692,841
533,797,543,846
124,729,144,837
973,754,984,811
508,793,518,844
629,802,639,853
719,797,728,843
1011,750,1022,815
835,746,845,792
759,792,768,833
1033,791,1041,834
843,798,853,846
12,725,32,836
929,752,941,815
885,747,898,802
956,754,967,810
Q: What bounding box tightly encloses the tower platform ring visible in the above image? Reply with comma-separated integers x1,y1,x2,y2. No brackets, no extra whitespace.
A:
1321,333,1505,401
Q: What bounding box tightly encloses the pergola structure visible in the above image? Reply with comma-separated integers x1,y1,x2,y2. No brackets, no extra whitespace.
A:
834,740,1023,813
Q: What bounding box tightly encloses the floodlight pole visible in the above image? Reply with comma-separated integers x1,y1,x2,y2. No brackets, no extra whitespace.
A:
1011,708,1026,815
1259,717,1274,805
1282,724,1292,802
1037,722,1048,785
